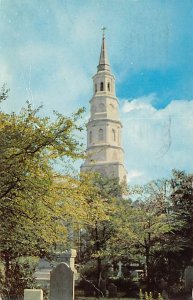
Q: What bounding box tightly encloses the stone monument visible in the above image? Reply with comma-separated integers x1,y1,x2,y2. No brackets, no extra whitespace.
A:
24,289,43,300
117,261,123,278
50,262,74,300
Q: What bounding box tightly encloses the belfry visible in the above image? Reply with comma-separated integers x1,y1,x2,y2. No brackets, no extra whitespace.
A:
81,31,127,183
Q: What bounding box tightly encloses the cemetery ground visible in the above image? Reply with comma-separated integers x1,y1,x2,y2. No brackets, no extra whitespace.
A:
35,254,191,300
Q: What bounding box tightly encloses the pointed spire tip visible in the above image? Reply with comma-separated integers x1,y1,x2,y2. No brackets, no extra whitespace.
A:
97,27,110,72
101,26,107,38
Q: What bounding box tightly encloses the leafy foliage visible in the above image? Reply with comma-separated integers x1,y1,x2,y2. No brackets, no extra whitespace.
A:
0,101,85,259
0,90,98,297
107,180,182,289
0,256,38,300
78,174,123,285
0,85,9,103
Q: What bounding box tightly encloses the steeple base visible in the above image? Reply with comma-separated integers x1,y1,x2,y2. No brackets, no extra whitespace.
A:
80,162,127,184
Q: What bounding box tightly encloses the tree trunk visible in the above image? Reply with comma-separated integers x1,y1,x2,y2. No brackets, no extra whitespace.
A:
95,222,103,297
4,253,11,300
145,246,151,291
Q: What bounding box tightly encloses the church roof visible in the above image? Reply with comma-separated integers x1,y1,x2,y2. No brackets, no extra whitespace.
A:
97,32,110,72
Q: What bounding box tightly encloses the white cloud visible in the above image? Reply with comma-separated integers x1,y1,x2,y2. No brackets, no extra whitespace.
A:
121,97,193,185
127,170,144,184
122,93,157,113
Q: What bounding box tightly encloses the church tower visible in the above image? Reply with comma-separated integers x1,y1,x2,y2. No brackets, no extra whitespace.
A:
81,31,127,183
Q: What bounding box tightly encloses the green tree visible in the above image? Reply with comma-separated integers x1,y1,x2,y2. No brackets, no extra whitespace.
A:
0,90,118,298
0,256,38,299
170,170,193,254
0,92,92,297
165,170,193,282
153,170,193,288
78,174,124,288
108,181,178,290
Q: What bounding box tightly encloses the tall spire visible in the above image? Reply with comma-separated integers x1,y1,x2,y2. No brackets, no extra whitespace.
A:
81,30,127,183
97,27,110,72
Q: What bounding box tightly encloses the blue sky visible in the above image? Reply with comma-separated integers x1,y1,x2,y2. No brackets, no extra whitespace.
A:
0,0,193,184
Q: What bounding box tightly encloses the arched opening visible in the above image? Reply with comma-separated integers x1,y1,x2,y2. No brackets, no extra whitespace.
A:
100,82,104,91
89,131,92,143
98,129,103,141
107,82,110,91
95,84,97,93
112,129,116,141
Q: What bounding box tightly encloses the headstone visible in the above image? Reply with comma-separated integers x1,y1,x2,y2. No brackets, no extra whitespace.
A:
117,261,123,277
185,265,193,292
50,262,74,300
24,289,43,300
108,283,117,298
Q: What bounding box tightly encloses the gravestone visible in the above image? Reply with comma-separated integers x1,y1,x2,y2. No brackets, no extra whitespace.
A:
50,262,74,300
185,265,193,292
117,261,123,278
108,283,117,298
24,289,43,300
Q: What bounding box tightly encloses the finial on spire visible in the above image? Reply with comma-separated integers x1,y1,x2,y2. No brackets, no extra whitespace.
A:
101,26,106,37
97,27,110,72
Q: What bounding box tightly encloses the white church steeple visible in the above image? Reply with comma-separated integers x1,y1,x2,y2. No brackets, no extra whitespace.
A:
81,31,127,183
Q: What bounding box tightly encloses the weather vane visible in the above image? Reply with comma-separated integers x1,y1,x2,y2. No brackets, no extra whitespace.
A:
101,26,107,37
